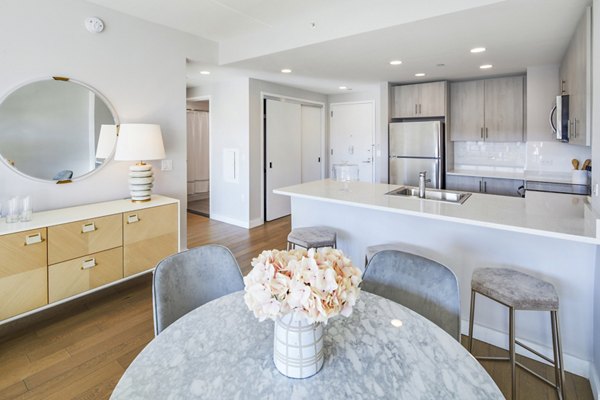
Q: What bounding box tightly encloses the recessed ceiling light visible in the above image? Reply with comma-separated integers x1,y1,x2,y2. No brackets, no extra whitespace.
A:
471,47,486,53
199,70,210,75
391,319,403,327
389,60,402,65
480,64,493,69
415,73,426,77
436,63,445,67
281,68,292,74
339,86,352,90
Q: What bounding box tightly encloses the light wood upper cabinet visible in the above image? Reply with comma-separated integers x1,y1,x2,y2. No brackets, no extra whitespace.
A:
392,81,446,118
48,214,122,265
450,80,484,141
0,229,48,320
450,76,524,142
484,77,524,142
124,203,178,277
559,7,591,146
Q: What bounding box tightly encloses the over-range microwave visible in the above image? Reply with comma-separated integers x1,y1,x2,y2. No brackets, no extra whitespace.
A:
550,94,569,142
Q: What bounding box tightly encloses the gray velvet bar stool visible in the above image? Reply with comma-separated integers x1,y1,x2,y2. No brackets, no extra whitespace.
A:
468,268,565,400
286,226,336,250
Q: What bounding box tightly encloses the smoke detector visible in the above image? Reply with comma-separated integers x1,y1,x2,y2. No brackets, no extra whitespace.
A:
85,17,105,33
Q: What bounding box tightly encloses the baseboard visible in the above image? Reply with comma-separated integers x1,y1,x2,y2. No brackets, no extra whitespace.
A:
590,362,599,400
210,213,251,229
249,217,263,229
462,319,590,379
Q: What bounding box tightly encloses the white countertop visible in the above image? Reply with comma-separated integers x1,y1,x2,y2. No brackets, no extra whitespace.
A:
275,180,600,244
447,168,582,184
0,195,179,236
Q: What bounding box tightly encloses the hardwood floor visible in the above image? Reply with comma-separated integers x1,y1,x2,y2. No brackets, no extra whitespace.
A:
0,212,593,399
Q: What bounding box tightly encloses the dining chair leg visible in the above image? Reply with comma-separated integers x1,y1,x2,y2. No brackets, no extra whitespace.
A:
468,290,476,353
552,311,566,400
509,307,516,400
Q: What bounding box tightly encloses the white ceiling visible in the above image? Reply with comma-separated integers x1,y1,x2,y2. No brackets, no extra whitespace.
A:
88,0,591,94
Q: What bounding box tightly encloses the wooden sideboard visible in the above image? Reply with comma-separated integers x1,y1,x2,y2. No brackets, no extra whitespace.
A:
0,195,179,322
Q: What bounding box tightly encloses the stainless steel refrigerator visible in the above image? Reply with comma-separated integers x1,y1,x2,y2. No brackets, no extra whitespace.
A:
389,121,444,188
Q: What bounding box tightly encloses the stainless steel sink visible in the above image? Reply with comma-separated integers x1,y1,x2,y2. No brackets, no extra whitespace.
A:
385,186,471,204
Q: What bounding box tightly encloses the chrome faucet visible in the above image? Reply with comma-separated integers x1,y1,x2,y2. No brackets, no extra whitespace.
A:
418,171,431,198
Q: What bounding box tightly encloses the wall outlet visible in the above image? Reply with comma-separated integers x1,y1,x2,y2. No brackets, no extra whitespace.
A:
161,159,173,171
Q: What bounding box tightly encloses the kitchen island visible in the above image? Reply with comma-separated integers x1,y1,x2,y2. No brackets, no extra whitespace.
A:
274,179,600,382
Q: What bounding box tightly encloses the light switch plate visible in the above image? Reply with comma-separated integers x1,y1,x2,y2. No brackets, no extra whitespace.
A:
161,160,173,171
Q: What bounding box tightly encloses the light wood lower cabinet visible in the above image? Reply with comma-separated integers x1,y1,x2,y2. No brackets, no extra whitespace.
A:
124,203,178,277
0,195,179,322
48,214,122,265
49,247,123,303
0,229,48,320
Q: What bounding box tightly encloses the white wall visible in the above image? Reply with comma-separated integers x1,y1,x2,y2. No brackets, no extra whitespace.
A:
327,84,388,183
591,1,600,395
0,0,218,248
188,79,251,227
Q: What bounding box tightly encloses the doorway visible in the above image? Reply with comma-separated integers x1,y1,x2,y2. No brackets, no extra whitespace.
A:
329,102,375,182
264,97,324,222
186,100,210,217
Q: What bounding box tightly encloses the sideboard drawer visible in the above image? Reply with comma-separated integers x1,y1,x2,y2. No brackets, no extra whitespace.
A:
48,214,122,265
124,204,178,277
0,229,48,320
48,247,123,303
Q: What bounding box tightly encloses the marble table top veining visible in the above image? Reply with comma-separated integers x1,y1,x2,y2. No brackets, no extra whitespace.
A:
111,291,503,399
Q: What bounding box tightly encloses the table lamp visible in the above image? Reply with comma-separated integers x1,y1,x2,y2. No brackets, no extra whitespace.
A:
114,124,165,202
95,124,118,160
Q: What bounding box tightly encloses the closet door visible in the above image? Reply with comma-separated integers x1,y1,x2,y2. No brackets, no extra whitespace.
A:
301,105,322,183
265,99,301,221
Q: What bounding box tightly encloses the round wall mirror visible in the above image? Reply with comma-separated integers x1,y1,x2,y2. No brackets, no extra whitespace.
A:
0,77,118,182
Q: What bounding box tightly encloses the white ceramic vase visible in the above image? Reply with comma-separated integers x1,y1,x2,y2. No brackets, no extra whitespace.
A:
273,313,324,379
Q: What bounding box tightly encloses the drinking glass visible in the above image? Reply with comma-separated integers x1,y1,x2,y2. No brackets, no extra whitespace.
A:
6,196,20,223
21,196,32,222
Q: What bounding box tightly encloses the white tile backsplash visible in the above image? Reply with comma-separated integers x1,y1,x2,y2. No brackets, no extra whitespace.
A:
453,141,526,168
526,141,591,172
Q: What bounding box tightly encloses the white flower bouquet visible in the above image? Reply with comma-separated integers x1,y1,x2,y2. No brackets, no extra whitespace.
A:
243,248,362,323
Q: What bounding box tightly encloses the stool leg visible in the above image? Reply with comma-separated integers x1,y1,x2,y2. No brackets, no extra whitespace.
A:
509,307,516,400
468,290,476,353
552,311,566,400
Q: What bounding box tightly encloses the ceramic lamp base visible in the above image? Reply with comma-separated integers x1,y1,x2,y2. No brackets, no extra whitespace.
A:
129,163,154,202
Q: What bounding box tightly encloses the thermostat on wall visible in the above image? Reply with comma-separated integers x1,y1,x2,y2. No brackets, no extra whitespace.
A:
85,17,105,33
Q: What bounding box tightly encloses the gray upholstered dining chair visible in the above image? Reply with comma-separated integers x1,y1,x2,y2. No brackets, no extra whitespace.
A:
152,244,244,335
362,250,461,341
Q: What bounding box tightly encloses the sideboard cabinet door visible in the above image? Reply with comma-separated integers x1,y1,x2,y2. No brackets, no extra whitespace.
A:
0,229,48,319
123,204,178,277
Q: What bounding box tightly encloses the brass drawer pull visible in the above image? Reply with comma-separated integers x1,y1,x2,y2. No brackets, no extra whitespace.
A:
81,222,97,233
127,214,140,224
82,258,96,270
24,233,44,246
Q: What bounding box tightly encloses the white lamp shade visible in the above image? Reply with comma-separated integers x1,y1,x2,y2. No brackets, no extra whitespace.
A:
114,124,166,161
95,124,118,159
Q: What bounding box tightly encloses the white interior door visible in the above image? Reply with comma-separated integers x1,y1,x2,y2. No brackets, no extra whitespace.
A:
266,99,301,221
329,102,374,182
301,105,322,182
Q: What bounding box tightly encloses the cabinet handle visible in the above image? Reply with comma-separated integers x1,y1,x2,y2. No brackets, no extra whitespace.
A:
485,127,488,139
480,127,484,139
127,214,140,224
415,104,418,115
479,181,482,192
81,258,96,270
483,181,487,192
573,119,577,138
24,232,44,246
418,104,422,114
81,222,96,233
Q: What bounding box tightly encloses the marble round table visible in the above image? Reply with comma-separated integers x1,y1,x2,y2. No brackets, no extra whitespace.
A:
111,291,503,399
